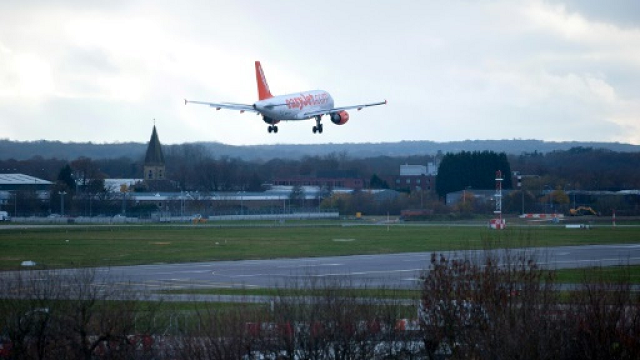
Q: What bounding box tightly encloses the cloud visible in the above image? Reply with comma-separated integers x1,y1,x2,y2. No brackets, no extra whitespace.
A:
0,0,638,145
0,46,55,100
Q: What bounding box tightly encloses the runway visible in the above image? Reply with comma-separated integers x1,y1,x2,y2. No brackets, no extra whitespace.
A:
88,244,640,291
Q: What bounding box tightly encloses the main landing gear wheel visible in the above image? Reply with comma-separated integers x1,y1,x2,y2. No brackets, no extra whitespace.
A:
312,115,323,134
268,125,279,133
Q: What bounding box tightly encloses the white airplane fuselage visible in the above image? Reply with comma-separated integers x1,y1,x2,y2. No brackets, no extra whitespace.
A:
185,61,385,134
254,90,335,121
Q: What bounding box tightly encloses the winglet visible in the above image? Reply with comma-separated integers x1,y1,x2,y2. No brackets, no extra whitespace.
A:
255,61,273,100
184,99,188,105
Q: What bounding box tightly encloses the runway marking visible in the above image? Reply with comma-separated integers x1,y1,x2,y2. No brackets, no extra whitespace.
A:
539,257,640,266
277,263,344,268
152,270,211,275
231,274,265,278
306,268,423,277
115,279,257,289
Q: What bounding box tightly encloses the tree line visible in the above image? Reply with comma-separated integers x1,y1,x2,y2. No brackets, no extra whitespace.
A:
2,146,640,217
2,146,638,194
2,139,639,162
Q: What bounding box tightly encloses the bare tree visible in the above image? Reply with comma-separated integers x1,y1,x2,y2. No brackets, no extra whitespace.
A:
0,269,158,360
420,248,562,360
565,265,640,360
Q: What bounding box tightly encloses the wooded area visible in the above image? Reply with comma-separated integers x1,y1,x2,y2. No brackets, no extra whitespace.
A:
435,151,512,198
1,145,639,217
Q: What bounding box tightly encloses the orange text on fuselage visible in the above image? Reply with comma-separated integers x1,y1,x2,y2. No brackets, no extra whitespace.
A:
285,93,330,110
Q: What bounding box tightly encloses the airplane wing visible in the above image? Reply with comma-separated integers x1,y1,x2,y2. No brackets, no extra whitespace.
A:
184,99,259,114
303,99,387,118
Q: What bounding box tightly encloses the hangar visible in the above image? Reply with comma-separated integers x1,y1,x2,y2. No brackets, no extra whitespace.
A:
0,173,52,208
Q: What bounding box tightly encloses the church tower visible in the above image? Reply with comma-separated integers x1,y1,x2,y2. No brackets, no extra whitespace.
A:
143,125,166,181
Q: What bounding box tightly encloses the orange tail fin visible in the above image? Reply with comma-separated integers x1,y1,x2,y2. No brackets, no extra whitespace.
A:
255,61,273,100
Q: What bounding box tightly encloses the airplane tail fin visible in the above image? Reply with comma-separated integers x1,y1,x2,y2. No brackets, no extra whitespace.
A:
255,61,273,100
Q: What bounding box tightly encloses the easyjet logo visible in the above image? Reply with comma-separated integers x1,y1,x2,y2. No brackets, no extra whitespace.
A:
286,93,329,110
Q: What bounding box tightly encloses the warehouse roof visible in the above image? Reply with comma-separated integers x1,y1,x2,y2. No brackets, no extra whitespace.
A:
0,174,52,185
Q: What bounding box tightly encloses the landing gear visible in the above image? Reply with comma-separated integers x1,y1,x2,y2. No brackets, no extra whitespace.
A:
268,125,278,133
312,116,323,134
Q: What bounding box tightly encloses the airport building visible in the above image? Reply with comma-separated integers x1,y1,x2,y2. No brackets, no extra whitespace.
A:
0,173,52,211
388,163,437,193
0,173,52,192
273,170,364,190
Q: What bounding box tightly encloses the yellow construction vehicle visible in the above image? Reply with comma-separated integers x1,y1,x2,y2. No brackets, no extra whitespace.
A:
569,206,598,216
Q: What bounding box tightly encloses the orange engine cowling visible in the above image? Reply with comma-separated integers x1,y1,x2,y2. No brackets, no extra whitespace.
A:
330,111,349,125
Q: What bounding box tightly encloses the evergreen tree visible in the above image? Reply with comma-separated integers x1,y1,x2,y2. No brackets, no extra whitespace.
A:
436,151,512,198
369,174,389,189
57,164,75,193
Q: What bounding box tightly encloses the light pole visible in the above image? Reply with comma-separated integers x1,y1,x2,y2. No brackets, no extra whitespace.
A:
521,188,525,215
122,190,126,215
58,191,67,216
462,186,471,206
180,190,184,218
238,191,245,215
544,185,552,214
518,175,524,215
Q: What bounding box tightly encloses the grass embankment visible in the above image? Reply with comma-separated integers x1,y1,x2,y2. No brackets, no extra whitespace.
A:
555,265,640,284
0,224,638,270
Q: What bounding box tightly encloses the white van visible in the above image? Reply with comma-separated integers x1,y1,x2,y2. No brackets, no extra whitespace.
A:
0,211,10,221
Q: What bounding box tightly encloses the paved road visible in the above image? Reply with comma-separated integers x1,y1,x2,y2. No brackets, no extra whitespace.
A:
85,244,640,291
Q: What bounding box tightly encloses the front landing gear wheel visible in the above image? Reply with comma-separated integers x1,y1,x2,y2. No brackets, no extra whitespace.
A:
273,126,278,133
268,126,273,133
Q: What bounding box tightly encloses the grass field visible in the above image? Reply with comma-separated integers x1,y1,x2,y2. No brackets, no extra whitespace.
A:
554,264,640,284
0,223,638,270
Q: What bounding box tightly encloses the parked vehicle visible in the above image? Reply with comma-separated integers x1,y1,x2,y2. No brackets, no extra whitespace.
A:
569,206,599,216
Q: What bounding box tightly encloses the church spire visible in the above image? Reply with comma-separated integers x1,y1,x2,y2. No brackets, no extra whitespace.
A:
144,125,165,166
144,125,165,181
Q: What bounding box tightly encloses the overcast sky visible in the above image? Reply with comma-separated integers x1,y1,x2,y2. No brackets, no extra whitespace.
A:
1,0,639,146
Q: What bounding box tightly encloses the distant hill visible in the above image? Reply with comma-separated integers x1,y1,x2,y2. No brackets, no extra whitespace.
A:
0,139,638,161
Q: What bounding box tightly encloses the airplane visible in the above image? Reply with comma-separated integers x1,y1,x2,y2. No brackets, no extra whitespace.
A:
185,61,387,134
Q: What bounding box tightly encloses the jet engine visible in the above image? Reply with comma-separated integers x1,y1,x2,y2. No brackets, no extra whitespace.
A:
330,111,349,125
